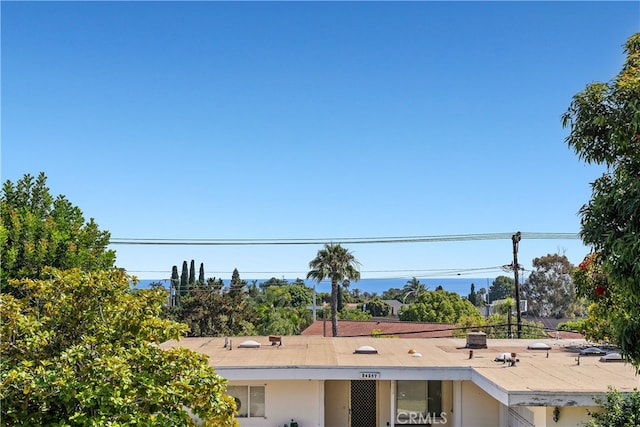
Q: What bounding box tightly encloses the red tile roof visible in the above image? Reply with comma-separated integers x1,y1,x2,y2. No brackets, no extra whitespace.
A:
301,320,455,338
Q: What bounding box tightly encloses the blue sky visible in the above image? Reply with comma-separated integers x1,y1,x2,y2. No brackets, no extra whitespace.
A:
2,2,638,284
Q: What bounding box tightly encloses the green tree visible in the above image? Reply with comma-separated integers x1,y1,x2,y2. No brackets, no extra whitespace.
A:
165,278,256,337
572,255,618,344
488,276,514,303
180,261,188,297
339,307,371,321
467,283,477,306
198,262,205,284
454,313,546,339
399,290,482,323
0,268,237,426
229,268,246,297
363,298,391,317
402,277,428,303
381,287,404,302
307,243,361,337
521,253,584,318
171,265,179,306
258,277,289,289
0,172,116,294
562,33,640,367
584,388,640,427
189,259,196,285
249,281,312,335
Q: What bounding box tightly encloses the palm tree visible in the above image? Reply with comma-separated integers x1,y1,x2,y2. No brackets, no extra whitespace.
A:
307,243,361,337
402,277,428,303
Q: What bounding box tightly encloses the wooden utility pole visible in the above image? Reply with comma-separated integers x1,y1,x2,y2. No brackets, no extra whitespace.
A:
512,232,522,339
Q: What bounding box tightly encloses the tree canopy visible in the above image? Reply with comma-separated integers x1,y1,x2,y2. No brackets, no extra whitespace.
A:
0,172,116,294
562,33,640,367
584,388,640,427
0,268,237,426
521,253,584,318
399,290,482,323
487,276,513,303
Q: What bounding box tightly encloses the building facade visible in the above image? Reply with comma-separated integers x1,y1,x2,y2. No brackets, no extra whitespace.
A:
161,336,639,427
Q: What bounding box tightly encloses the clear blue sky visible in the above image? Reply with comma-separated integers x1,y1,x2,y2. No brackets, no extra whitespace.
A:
2,2,638,283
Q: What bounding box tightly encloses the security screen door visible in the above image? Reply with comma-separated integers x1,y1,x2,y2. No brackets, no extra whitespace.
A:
350,380,377,427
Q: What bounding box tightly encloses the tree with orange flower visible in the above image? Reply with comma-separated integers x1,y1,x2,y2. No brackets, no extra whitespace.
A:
563,33,640,368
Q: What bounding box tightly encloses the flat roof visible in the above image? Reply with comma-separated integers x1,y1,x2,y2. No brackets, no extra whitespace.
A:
160,335,639,405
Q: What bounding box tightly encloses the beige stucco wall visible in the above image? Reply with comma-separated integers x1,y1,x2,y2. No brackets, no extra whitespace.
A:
378,380,391,427
545,406,595,427
229,380,322,427
325,380,349,427
460,381,499,427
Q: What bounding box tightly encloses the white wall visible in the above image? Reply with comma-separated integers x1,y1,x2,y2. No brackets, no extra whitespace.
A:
230,380,321,427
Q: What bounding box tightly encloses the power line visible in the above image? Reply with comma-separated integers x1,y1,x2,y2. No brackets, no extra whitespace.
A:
110,232,580,246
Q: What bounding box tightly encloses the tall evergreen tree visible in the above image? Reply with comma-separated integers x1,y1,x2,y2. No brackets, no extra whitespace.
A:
188,260,195,284
198,263,205,283
468,283,477,306
229,268,245,296
171,265,179,306
180,261,188,296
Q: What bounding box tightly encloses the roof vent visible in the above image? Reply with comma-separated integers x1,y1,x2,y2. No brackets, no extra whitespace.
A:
354,345,378,354
466,332,487,349
238,340,261,349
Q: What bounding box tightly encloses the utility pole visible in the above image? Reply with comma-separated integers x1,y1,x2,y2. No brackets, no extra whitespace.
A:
512,231,522,339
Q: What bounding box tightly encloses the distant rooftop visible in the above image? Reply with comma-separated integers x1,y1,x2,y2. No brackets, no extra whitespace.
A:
301,319,454,338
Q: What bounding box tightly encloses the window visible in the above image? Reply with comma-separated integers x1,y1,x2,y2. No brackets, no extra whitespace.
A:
396,380,442,420
227,385,265,418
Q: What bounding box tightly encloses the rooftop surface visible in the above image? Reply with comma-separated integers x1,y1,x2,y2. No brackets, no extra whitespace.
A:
160,335,639,396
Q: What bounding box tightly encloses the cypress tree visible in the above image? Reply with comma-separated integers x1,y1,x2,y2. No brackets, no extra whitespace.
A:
468,283,477,306
171,265,179,306
180,261,188,296
229,268,244,296
198,263,205,283
189,259,195,284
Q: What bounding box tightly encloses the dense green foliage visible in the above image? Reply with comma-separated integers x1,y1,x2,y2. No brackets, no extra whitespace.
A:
0,173,116,294
165,277,258,337
572,255,619,344
0,268,237,426
252,282,313,335
584,388,640,427
307,244,361,337
399,289,482,323
180,261,188,297
487,276,513,303
562,33,640,367
521,253,584,318
198,263,205,283
363,298,391,317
